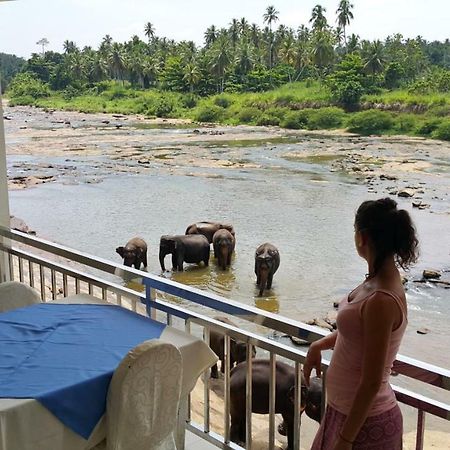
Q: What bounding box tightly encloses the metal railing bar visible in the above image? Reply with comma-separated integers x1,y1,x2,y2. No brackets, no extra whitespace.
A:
203,326,210,433
18,256,23,282
245,345,252,449
186,423,242,449
416,410,425,450
393,385,450,419
268,352,276,449
224,335,231,444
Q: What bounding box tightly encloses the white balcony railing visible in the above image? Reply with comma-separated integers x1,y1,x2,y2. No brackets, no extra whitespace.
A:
0,226,449,450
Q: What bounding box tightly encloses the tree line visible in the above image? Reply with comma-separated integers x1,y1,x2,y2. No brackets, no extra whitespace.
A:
6,2,450,108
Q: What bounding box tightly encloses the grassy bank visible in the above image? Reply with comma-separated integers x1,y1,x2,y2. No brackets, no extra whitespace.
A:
9,81,450,141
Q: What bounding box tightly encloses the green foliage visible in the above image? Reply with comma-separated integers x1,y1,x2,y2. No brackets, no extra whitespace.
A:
432,120,450,140
237,107,261,123
193,105,224,122
180,94,198,109
347,110,394,134
307,107,345,129
327,54,366,110
154,98,174,117
280,110,311,129
214,95,232,108
384,62,405,89
415,118,443,136
255,113,280,126
0,53,26,93
394,114,418,133
8,72,50,100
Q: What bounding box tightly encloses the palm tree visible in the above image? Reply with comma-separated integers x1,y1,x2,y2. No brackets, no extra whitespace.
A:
310,5,328,31
109,43,126,83
63,40,78,55
250,24,260,48
263,5,279,69
311,29,334,74
144,22,155,42
235,39,255,75
336,0,354,45
363,40,385,76
204,25,217,47
209,36,231,92
183,62,201,92
239,17,249,36
229,19,240,48
36,38,49,56
347,33,360,53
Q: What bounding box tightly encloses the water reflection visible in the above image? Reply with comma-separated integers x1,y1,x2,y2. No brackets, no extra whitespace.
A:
254,295,280,314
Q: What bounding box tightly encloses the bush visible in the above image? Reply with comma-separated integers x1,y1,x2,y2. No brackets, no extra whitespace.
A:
154,98,173,117
193,105,224,123
181,94,198,109
394,114,418,133
8,72,50,99
280,110,311,129
214,96,232,108
416,118,442,136
307,107,345,130
255,113,280,126
432,120,450,141
238,107,261,123
347,110,394,135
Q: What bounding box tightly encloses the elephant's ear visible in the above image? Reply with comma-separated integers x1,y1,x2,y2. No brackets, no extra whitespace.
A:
116,246,125,257
287,385,307,409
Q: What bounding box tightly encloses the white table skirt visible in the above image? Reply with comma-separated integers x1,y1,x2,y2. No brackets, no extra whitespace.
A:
0,294,217,450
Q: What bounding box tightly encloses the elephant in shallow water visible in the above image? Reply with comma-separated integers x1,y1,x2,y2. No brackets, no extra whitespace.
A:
159,234,210,271
185,221,235,244
213,229,235,270
116,237,147,269
255,243,280,296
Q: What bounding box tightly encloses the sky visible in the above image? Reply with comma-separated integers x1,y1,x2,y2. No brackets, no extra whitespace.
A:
0,0,449,58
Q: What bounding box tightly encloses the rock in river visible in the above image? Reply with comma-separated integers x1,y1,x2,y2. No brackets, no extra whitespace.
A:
423,270,441,279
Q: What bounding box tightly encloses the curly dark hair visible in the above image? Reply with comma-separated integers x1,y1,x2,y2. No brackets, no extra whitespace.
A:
355,198,419,276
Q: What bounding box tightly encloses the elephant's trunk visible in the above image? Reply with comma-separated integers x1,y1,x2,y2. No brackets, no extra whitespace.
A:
258,265,269,296
219,244,228,270
159,250,166,271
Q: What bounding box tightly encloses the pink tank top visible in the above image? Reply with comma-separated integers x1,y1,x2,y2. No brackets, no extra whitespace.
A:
326,289,407,416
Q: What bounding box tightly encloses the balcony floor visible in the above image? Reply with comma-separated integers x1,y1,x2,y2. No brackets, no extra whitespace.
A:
185,430,217,449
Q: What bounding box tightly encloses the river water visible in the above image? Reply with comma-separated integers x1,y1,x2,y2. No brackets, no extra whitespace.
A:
7,123,450,374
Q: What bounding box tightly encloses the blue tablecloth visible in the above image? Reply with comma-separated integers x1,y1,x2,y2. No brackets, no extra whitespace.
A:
0,303,165,439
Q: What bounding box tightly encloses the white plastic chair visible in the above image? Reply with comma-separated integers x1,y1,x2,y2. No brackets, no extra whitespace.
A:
0,281,41,313
105,340,183,450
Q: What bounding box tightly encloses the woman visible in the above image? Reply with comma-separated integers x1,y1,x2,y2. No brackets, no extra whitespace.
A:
304,198,419,450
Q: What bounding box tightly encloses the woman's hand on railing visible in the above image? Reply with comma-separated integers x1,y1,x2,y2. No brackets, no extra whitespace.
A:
303,341,322,386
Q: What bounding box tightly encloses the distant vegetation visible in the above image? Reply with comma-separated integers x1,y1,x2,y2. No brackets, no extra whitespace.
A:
5,2,450,139
0,53,25,93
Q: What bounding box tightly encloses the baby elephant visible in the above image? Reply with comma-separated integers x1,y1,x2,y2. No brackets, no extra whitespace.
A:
230,359,320,450
116,237,148,269
213,229,235,270
255,243,280,296
209,316,256,378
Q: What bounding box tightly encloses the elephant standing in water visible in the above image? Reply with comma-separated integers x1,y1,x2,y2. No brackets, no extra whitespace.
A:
185,221,235,244
116,237,148,269
254,243,280,296
159,235,210,271
213,229,235,270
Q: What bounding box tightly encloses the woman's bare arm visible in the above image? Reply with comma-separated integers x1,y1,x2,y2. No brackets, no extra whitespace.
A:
303,330,338,385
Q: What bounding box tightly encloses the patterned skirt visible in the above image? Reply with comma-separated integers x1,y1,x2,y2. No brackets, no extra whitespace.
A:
311,404,403,450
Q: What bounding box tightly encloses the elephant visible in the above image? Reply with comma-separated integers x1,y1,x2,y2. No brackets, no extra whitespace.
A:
278,376,323,437
185,221,235,244
230,360,322,450
116,237,148,269
255,243,280,296
212,229,235,270
159,234,210,272
209,316,256,378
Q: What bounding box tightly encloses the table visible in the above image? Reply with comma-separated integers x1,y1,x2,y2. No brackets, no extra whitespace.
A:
0,294,217,450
